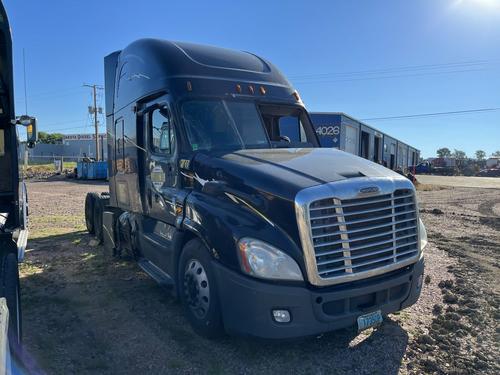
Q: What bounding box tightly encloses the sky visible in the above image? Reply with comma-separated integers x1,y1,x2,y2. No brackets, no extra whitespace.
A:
3,0,500,158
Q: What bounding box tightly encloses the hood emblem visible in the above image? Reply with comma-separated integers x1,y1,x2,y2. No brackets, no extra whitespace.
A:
359,186,380,194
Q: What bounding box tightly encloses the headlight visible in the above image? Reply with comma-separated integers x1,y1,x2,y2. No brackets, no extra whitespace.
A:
237,238,303,281
419,217,428,252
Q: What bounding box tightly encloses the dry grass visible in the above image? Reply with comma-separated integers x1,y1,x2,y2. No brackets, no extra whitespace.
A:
415,182,448,191
23,161,77,174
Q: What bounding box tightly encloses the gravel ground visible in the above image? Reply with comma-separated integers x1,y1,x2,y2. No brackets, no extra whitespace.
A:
13,180,500,374
416,175,500,189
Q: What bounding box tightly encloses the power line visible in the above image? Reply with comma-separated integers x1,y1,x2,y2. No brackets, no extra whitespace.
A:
14,86,86,102
288,59,497,81
40,124,105,133
361,107,500,121
292,68,485,85
39,122,105,134
37,119,87,128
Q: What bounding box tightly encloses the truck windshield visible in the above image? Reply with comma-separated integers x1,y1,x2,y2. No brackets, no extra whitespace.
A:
181,100,270,152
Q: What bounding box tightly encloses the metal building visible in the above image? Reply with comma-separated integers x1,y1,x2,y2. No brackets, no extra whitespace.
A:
62,133,107,159
309,112,420,172
19,133,107,163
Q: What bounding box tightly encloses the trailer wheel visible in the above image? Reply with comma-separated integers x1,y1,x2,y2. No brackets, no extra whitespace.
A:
84,192,98,234
0,253,22,346
179,239,224,339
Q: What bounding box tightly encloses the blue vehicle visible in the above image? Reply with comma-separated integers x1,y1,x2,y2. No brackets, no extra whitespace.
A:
85,39,427,339
413,162,432,174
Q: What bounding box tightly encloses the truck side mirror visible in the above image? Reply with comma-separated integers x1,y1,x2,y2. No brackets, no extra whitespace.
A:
26,117,37,148
12,115,37,148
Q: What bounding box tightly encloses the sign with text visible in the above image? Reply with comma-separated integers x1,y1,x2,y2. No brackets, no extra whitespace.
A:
309,113,342,148
63,133,107,142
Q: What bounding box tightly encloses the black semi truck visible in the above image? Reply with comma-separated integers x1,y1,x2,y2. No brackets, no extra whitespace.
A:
85,38,427,339
0,1,37,345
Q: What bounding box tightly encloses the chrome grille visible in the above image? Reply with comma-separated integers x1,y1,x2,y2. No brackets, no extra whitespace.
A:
309,189,418,279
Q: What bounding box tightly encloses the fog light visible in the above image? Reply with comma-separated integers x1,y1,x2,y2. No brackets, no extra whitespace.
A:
272,309,291,323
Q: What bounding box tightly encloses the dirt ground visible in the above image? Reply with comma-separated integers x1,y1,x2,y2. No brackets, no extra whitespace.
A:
416,174,500,189
13,179,500,374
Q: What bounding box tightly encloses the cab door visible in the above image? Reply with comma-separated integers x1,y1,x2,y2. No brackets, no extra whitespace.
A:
143,104,178,219
137,102,182,273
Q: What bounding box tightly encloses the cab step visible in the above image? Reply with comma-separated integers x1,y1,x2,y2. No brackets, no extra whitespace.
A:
138,259,174,288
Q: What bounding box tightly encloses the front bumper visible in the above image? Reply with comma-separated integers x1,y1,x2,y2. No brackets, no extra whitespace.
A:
214,256,424,339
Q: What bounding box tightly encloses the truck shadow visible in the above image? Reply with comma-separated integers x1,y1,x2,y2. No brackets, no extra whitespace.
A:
18,230,410,374
204,318,409,375
26,177,109,187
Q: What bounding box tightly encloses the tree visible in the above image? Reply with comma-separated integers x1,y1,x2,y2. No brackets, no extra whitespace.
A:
453,149,467,160
38,131,63,144
475,150,486,161
492,151,500,157
436,147,451,158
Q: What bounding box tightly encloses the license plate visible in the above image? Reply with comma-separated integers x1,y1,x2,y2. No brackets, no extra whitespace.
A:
357,310,383,331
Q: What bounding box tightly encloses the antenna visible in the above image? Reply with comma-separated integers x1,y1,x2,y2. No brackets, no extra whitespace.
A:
22,48,28,115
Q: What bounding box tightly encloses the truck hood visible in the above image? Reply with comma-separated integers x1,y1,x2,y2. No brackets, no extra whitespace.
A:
192,147,402,197
190,148,404,244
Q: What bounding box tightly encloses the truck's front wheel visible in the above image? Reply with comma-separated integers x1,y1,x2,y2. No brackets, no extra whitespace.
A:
179,239,223,338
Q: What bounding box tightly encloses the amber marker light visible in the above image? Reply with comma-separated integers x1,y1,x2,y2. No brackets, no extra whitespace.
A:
292,90,301,102
237,240,253,274
259,86,266,95
248,85,255,94
236,84,242,93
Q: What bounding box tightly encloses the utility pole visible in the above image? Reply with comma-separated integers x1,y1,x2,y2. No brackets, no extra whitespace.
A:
23,49,29,167
22,48,28,115
83,84,103,160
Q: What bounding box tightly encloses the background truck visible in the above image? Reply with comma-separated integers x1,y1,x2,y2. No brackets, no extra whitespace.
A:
0,0,37,346
413,158,457,176
85,38,427,339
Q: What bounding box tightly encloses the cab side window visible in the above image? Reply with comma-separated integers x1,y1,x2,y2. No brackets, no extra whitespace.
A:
151,109,174,154
278,116,307,143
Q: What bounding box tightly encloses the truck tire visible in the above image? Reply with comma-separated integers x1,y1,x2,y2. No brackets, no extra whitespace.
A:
93,196,104,243
0,253,22,346
85,192,98,234
179,239,223,338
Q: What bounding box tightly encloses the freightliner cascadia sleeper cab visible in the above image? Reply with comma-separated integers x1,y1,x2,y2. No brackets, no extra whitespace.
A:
85,38,427,339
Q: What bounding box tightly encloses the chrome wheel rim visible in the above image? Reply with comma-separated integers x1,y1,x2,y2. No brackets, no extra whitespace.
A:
184,259,210,319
